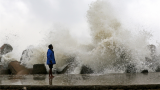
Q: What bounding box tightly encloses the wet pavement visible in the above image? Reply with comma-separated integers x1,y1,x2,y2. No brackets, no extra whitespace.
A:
0,72,160,86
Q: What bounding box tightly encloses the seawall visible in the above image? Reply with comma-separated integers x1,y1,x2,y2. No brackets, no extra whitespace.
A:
1,85,160,90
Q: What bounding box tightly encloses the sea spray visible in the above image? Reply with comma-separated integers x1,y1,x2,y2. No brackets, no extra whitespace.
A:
20,45,46,68
84,0,153,73
19,26,79,73
1,0,159,74
1,52,17,67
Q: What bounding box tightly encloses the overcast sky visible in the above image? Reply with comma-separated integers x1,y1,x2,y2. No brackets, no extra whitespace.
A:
0,0,160,49
0,0,96,48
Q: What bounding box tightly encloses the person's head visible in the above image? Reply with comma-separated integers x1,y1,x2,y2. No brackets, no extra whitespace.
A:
48,44,53,49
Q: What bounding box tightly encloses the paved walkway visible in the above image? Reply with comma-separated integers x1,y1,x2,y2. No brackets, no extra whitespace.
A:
0,72,160,85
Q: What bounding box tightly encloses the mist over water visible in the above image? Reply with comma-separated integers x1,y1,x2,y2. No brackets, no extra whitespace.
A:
1,0,160,74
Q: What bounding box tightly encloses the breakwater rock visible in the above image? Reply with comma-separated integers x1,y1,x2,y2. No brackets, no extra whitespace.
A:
8,61,32,75
32,64,47,74
0,44,13,55
0,44,13,62
0,65,11,74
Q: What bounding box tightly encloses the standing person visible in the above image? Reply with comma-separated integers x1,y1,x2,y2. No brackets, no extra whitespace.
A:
47,44,56,78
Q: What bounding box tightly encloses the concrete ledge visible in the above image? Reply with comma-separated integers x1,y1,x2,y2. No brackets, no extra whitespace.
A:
1,85,160,90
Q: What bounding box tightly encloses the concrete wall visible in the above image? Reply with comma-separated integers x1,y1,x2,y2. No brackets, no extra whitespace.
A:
1,85,160,90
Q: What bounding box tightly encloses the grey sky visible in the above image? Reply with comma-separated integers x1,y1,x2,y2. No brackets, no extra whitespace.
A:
0,0,95,47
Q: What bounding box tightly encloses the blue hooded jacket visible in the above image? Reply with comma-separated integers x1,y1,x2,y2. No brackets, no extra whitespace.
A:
47,49,56,65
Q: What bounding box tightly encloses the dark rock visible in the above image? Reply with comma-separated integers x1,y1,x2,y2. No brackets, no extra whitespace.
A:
0,69,11,74
141,70,148,73
8,61,32,75
0,44,13,55
57,63,94,74
0,44,13,62
80,65,94,74
155,66,160,72
0,65,4,69
0,65,11,75
33,64,47,74
20,49,32,62
125,64,136,73
20,50,27,62
57,64,70,74
57,58,77,74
